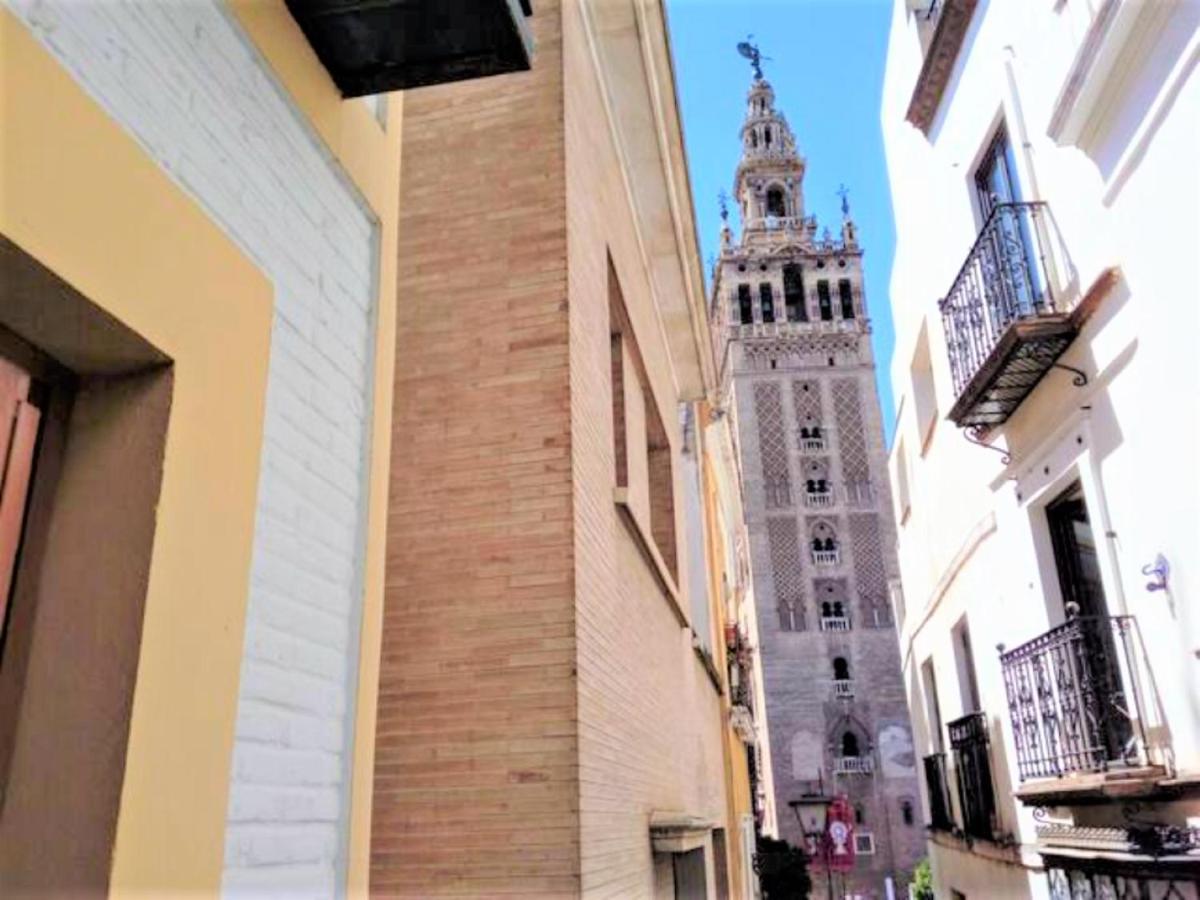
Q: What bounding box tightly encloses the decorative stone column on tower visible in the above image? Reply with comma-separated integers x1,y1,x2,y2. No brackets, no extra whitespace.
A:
712,53,925,900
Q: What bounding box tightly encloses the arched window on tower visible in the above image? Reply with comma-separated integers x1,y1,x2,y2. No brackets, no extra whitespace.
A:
841,732,860,758
737,284,753,324
783,264,806,321
750,130,758,149
764,126,773,147
766,187,786,218
759,283,775,323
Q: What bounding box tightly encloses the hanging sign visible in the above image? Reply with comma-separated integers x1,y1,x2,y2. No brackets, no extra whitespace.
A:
825,796,856,874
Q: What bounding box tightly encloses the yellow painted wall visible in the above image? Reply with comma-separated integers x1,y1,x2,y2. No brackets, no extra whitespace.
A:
225,6,403,894
1,3,402,894
1,11,271,893
700,405,755,900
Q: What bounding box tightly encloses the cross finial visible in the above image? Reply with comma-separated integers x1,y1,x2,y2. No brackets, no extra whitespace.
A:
718,189,730,223
837,184,851,218
736,37,765,80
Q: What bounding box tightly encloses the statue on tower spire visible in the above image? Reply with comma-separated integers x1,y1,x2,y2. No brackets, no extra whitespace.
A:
736,37,766,80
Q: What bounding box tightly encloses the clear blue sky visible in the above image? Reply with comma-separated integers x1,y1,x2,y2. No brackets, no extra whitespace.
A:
665,0,899,442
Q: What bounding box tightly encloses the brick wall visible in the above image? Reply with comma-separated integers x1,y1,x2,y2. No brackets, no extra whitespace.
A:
7,4,380,895
561,3,728,897
371,2,581,896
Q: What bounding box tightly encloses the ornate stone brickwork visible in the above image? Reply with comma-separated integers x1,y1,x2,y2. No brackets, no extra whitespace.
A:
792,379,823,438
754,381,792,508
849,513,891,627
833,377,870,484
767,516,806,630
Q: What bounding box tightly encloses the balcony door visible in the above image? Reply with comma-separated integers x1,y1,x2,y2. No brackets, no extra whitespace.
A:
973,124,1042,320
1045,482,1131,765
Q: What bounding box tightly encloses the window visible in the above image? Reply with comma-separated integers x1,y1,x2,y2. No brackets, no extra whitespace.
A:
837,279,854,319
0,356,40,651
911,321,937,452
854,832,875,855
783,265,806,322
893,437,911,525
833,657,850,681
766,187,786,218
737,284,753,325
974,123,1023,221
921,657,944,753
610,260,676,582
1045,481,1110,619
952,617,982,713
759,283,775,323
816,281,833,321
854,805,864,825
901,799,915,826
840,732,860,757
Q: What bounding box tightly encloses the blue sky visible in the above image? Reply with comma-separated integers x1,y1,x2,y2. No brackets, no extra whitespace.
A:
665,0,898,441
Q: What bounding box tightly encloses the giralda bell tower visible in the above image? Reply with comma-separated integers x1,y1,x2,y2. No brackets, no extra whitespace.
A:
711,49,924,900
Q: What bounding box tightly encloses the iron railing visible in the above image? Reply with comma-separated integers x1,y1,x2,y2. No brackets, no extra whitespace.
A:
948,712,996,841
939,201,1061,398
999,615,1153,781
833,755,873,775
923,753,953,832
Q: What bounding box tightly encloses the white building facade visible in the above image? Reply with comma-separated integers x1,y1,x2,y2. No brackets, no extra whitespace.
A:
881,0,1200,897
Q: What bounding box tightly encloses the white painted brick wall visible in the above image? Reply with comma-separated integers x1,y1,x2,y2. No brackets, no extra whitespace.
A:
5,2,378,895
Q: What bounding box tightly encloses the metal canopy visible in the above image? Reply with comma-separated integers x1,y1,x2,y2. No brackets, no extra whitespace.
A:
285,0,534,97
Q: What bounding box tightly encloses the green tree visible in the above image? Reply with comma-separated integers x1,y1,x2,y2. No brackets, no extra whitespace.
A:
754,835,812,900
911,857,934,900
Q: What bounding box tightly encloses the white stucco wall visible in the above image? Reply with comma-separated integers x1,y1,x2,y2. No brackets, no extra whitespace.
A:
881,0,1199,895
5,2,378,895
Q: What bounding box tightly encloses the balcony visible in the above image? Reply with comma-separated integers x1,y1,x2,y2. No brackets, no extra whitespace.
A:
940,202,1078,429
286,0,534,97
833,679,854,699
948,712,997,841
812,548,840,567
805,491,834,509
923,753,954,832
800,437,827,453
906,0,980,134
833,755,874,776
999,615,1159,784
819,615,850,633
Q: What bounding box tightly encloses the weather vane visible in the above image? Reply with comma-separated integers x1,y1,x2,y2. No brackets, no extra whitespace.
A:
837,183,851,217
718,189,730,223
736,36,766,80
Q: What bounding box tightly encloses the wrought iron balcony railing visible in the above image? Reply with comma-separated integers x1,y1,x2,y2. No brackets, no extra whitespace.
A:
805,491,833,509
819,615,850,633
948,712,997,841
812,548,840,567
999,615,1156,782
834,755,873,775
939,201,1078,429
833,679,854,699
923,752,954,832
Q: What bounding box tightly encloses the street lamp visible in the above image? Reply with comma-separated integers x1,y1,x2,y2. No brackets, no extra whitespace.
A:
789,792,834,900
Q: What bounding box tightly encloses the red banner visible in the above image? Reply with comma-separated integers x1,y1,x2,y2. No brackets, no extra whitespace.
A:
824,796,856,873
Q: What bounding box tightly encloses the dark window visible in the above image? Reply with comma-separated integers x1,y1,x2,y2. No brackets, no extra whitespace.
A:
1045,481,1129,760
783,264,806,321
953,618,982,713
901,800,915,826
759,283,775,323
854,805,864,825
737,284,753,324
838,279,855,319
817,281,833,321
974,124,1023,222
841,732,860,757
922,658,944,753
766,187,786,217
833,657,850,680
1046,482,1109,619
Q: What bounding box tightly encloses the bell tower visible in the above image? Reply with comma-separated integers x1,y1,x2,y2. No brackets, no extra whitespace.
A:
713,45,925,900
734,77,808,243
